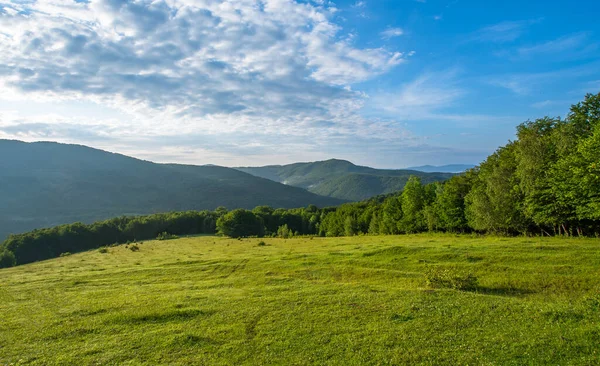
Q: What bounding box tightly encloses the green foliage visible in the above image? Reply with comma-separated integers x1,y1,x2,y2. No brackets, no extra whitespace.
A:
276,224,293,239
400,176,426,233
2,211,218,265
216,209,265,238
368,213,380,235
380,196,402,235
129,244,140,252
435,174,472,232
157,232,179,241
0,249,16,268
575,123,600,220
465,144,529,234
344,216,357,236
98,247,109,254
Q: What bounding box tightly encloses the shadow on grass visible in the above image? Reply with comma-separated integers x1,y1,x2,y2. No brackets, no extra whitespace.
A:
170,334,221,348
115,309,214,325
469,286,536,297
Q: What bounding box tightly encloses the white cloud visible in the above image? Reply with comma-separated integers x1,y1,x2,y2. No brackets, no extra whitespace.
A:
531,100,558,109
371,71,465,118
369,70,519,130
487,64,600,95
0,0,412,164
507,33,599,61
467,19,542,43
381,27,404,40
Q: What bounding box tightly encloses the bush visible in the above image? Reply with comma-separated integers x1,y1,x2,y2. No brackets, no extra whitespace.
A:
277,224,293,239
0,250,16,268
129,244,140,252
98,247,109,254
157,232,179,241
425,267,478,291
257,240,267,246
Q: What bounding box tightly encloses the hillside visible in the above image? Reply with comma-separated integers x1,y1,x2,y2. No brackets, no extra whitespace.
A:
1,235,599,364
237,159,454,201
406,164,475,173
0,140,343,241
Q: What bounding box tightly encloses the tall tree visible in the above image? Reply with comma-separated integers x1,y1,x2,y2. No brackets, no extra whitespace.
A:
465,143,529,234
435,173,473,232
400,176,426,233
514,117,562,230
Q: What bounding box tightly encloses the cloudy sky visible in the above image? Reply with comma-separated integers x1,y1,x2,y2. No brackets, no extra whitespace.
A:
0,0,599,168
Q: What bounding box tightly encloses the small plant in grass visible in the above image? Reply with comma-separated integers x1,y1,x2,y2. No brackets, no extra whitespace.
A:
98,247,109,254
157,232,179,241
129,244,140,252
425,267,478,291
584,293,600,312
257,240,267,246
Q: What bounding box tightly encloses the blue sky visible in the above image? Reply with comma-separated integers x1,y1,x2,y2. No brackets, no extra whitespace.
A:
0,0,598,168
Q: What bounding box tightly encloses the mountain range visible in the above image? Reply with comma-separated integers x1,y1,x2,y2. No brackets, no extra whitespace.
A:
236,159,455,201
0,140,461,241
406,164,475,173
0,140,343,241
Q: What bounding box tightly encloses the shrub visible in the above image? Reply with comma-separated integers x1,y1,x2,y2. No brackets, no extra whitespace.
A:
425,267,478,291
157,232,179,241
0,250,16,268
98,247,109,254
129,244,140,252
257,240,267,246
277,224,293,239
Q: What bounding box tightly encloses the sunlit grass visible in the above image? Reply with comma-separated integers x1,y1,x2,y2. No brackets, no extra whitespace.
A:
1,234,599,365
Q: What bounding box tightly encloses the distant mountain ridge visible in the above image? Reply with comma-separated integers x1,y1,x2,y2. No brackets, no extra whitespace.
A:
236,159,455,201
406,164,475,173
0,140,343,241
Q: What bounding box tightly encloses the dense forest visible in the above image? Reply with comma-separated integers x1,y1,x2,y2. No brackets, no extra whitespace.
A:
1,93,599,268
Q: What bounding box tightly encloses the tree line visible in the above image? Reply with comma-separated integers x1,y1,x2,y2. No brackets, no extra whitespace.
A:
1,93,599,268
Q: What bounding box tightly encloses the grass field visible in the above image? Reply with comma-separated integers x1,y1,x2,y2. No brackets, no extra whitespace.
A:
1,234,600,365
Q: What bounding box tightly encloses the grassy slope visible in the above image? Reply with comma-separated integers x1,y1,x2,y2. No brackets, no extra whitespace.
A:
1,235,600,365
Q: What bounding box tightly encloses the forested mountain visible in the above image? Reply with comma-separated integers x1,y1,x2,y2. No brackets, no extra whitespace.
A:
406,164,475,173
0,140,343,241
236,159,454,201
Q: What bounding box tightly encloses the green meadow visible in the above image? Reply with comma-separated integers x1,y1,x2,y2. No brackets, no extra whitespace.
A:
1,235,599,365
